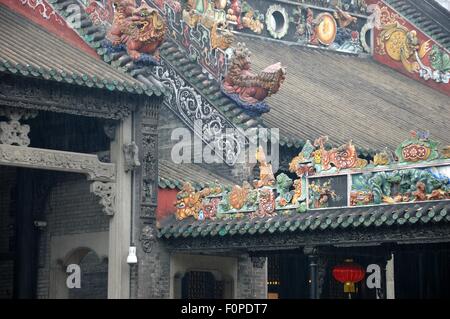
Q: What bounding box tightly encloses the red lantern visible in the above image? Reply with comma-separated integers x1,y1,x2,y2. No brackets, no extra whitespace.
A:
332,261,365,294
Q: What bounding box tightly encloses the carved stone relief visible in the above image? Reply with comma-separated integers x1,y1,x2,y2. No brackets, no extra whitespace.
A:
90,181,116,216
123,141,141,172
0,107,38,146
139,224,156,253
251,256,266,269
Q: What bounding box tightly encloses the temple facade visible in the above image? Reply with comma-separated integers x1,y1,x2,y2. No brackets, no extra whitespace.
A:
0,0,449,299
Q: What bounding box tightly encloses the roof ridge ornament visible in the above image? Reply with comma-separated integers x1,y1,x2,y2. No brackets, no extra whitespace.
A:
221,42,286,115
105,0,166,63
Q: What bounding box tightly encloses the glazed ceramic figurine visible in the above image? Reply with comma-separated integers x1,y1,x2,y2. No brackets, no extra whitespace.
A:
107,0,166,61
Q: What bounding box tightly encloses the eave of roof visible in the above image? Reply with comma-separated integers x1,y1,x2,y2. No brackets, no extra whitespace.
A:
0,5,158,97
158,201,450,239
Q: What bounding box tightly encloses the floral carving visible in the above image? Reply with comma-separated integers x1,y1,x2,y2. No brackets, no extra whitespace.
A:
19,0,65,25
0,144,115,182
90,181,116,216
396,130,439,163
140,225,156,253
312,136,367,172
0,108,37,146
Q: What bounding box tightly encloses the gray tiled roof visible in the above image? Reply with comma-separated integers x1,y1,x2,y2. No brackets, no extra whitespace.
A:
0,5,159,96
158,160,234,190
239,34,450,151
159,201,450,239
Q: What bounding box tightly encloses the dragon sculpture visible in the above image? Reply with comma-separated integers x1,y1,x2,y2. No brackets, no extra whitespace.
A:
107,0,166,61
222,43,286,113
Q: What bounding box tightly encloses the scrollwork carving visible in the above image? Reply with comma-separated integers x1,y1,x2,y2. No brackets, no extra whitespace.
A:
152,58,245,165
139,224,156,253
0,144,115,182
0,77,133,120
0,107,38,146
90,181,116,216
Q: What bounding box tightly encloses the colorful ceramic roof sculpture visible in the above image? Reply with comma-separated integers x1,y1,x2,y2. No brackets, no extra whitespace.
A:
161,132,450,240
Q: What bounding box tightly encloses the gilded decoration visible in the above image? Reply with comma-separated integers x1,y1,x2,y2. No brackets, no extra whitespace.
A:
374,4,450,83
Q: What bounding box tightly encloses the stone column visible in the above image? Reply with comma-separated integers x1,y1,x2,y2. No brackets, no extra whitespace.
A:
131,98,170,299
386,253,395,299
107,116,132,299
237,254,268,299
304,246,321,299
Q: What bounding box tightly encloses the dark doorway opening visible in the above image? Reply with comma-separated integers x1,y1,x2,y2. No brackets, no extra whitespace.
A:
181,271,224,299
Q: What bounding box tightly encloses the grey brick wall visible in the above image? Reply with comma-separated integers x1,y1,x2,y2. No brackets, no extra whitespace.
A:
68,251,108,299
36,173,108,299
237,254,267,299
132,231,171,299
0,167,16,299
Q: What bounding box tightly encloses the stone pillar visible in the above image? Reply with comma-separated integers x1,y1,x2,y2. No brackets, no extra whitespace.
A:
131,98,170,299
386,253,395,299
237,254,268,299
107,116,132,299
304,246,320,299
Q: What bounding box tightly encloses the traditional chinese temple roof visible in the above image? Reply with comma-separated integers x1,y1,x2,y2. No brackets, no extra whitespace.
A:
159,201,450,239
158,160,234,190
236,34,450,151
385,0,450,51
0,5,159,97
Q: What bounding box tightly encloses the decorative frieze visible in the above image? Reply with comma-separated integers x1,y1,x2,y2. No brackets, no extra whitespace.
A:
152,58,245,165
139,225,156,253
0,76,133,120
0,144,115,182
90,181,116,216
0,108,38,146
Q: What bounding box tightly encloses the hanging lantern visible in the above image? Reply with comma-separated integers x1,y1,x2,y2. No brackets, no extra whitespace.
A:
332,260,365,294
